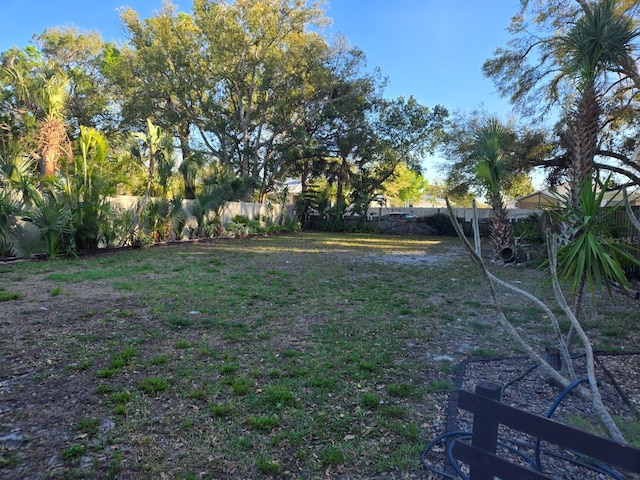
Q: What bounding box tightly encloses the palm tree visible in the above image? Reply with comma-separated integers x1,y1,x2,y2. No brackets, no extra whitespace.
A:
187,165,256,238
0,145,39,256
556,0,640,323
0,144,39,207
473,117,515,262
34,68,72,177
179,152,206,199
560,0,639,191
118,118,169,246
66,127,114,250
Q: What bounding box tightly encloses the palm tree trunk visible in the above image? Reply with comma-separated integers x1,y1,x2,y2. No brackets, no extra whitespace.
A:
571,84,599,191
490,193,514,261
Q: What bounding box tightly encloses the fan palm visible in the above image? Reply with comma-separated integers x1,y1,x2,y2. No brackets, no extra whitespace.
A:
473,117,515,261
25,192,74,259
0,146,39,207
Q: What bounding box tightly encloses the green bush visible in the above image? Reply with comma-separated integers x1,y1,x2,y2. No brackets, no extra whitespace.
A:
512,214,545,244
423,213,457,236
133,232,154,249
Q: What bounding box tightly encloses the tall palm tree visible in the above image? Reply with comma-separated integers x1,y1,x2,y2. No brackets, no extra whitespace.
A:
560,0,639,190
3,59,72,178
555,0,640,339
35,68,72,177
474,117,515,261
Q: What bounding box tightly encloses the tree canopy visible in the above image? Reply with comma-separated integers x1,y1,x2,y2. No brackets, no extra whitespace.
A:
0,0,448,210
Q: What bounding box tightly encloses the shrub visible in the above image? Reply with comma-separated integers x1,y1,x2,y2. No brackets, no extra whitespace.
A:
512,214,545,244
423,213,457,236
133,232,154,249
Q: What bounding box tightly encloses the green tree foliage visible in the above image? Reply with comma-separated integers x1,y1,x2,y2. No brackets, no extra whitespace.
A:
34,27,111,132
62,127,122,250
347,96,446,214
107,0,334,200
103,4,202,158
105,1,447,208
382,162,429,207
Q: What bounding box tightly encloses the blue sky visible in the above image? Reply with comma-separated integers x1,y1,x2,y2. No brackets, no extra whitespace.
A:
1,0,522,181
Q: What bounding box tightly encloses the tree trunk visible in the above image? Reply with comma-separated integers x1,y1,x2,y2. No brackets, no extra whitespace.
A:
490,193,514,261
571,84,599,193
40,151,56,177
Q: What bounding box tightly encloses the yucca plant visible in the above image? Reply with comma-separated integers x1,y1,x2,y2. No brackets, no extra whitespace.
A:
549,174,639,348
551,175,638,295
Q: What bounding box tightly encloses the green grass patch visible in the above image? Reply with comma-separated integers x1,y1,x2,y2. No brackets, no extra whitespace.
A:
248,414,279,431
387,383,420,398
256,456,285,476
209,403,233,418
174,340,191,349
360,392,380,409
62,444,85,462
139,377,169,394
110,391,135,404
425,379,456,393
0,288,20,301
77,417,100,436
230,376,253,396
320,445,346,466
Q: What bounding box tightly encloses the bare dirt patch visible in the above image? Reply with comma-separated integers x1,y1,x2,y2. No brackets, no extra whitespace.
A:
365,244,467,266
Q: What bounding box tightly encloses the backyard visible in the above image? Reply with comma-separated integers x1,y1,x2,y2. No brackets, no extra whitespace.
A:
1,232,639,479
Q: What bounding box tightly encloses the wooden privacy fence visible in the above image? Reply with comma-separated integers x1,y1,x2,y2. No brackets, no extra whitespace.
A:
454,382,640,480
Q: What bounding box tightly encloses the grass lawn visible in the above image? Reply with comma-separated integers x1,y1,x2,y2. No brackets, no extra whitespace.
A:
1,232,638,479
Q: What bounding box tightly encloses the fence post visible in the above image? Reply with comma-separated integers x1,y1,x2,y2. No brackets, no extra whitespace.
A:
469,381,502,480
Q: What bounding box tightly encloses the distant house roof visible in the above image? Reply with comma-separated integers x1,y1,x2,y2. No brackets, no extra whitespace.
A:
283,179,302,194
516,183,569,209
516,184,640,209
